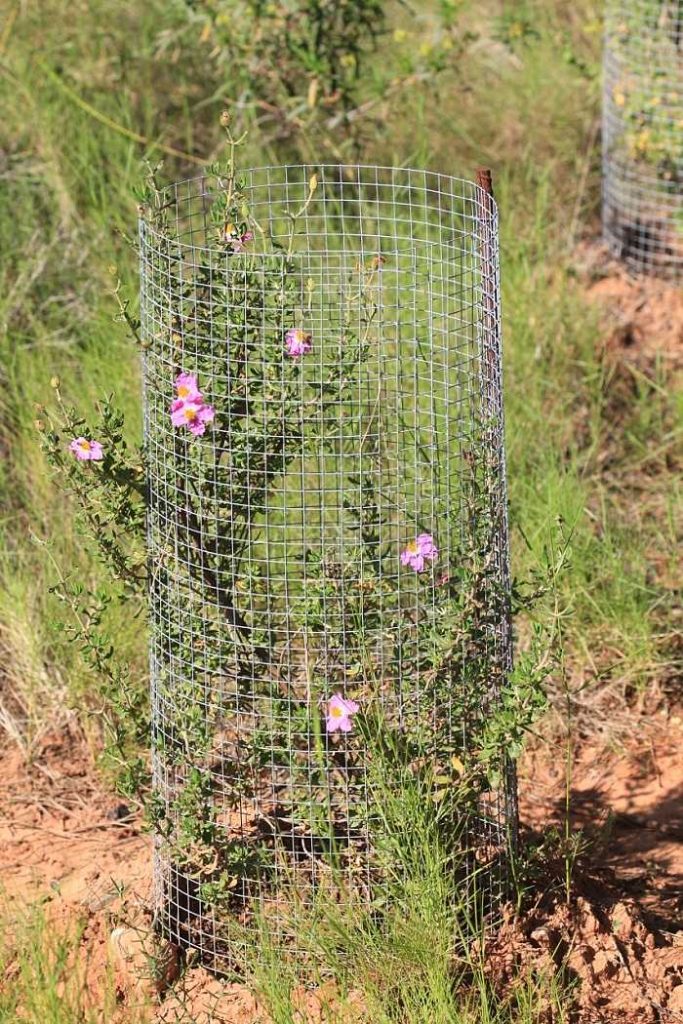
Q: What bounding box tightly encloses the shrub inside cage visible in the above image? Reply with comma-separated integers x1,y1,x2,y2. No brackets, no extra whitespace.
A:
139,164,516,973
602,0,683,276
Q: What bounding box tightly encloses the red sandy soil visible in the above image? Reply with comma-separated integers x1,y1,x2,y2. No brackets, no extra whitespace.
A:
515,721,683,1022
2,717,682,1022
578,242,683,372
0,253,680,1022
0,724,366,1023
519,720,683,928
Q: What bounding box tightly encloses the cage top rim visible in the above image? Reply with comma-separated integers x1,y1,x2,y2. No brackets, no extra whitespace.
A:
139,164,498,261
141,163,498,211
138,236,487,263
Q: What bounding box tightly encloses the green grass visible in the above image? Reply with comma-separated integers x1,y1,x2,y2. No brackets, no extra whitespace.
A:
2,0,675,746
0,0,680,1017
244,764,573,1023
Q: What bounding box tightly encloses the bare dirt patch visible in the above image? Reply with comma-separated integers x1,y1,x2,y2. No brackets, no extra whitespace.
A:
577,243,683,371
0,727,269,1022
0,720,149,907
516,719,683,1021
520,720,683,928
486,892,683,1023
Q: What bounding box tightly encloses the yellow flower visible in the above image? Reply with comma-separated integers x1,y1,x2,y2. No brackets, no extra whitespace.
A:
628,129,652,158
393,28,407,42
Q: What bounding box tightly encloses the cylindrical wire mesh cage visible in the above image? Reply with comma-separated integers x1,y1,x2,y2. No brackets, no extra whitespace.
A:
139,164,517,974
603,0,683,276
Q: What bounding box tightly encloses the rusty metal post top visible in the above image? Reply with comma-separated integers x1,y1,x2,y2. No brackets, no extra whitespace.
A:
476,166,494,198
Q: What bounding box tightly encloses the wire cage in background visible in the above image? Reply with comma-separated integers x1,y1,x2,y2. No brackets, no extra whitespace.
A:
603,0,683,276
139,164,517,975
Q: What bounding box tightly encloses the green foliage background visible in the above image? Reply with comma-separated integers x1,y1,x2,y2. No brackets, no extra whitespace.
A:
1,0,676,758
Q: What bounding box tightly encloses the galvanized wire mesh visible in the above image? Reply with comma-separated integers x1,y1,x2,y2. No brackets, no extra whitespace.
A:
139,164,516,975
603,0,683,276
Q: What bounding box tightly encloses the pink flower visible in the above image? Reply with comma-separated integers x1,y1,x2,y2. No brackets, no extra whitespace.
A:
69,437,103,461
170,399,215,436
223,224,254,252
325,694,359,734
174,373,202,403
231,231,253,253
285,328,312,358
400,533,438,572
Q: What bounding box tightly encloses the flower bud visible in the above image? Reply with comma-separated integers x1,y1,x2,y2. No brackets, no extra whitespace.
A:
50,376,60,389
220,110,231,127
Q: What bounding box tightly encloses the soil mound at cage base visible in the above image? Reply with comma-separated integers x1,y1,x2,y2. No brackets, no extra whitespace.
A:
576,242,683,371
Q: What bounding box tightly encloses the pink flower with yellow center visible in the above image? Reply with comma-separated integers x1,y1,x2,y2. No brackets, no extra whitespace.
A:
285,328,312,358
170,399,215,436
325,693,359,734
174,372,202,403
231,231,254,253
69,437,104,461
400,533,438,572
223,224,254,252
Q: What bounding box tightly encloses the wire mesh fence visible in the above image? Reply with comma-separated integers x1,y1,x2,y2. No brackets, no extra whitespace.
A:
139,164,517,974
603,0,683,276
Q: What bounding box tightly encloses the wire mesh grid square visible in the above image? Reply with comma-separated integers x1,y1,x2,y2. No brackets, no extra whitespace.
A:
603,0,683,277
139,164,517,975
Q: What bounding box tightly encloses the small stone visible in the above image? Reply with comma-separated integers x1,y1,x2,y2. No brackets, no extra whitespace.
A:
611,902,634,940
668,986,683,1012
567,944,594,979
110,926,179,996
593,950,619,978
